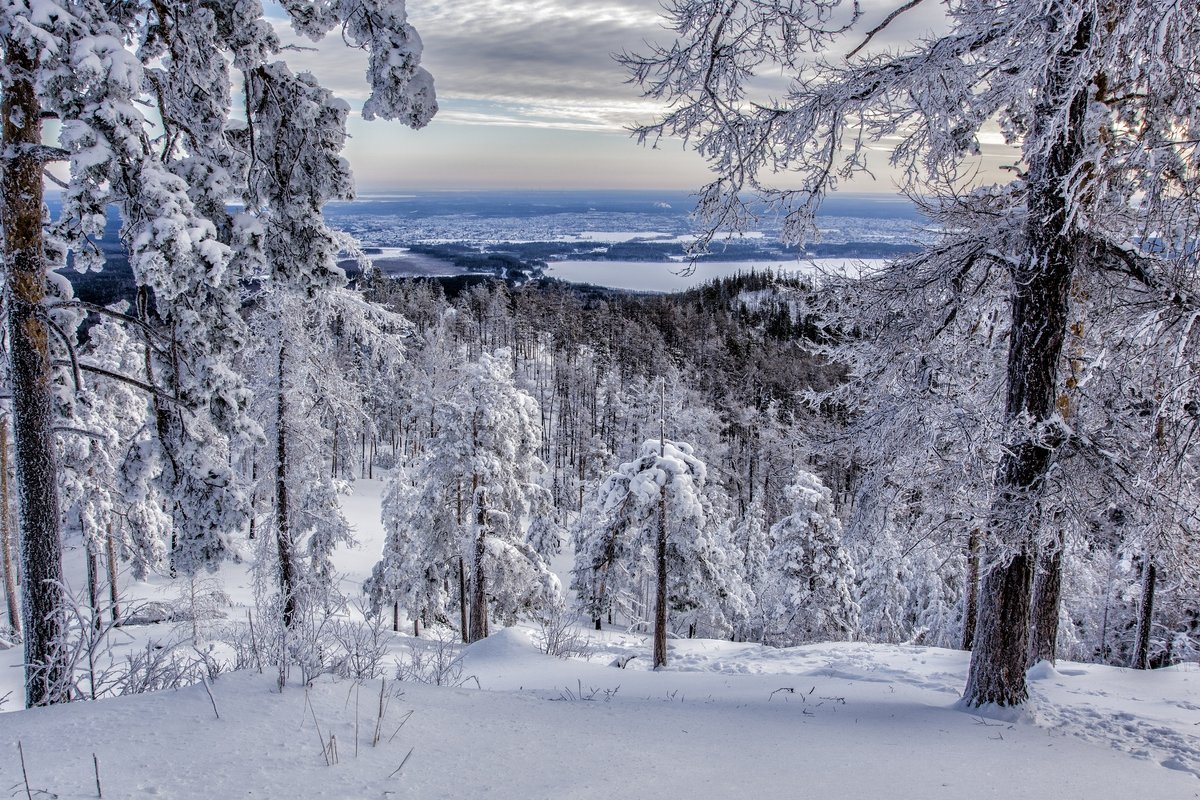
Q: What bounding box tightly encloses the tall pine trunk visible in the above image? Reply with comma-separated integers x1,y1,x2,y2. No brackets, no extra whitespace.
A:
468,493,488,643
1131,556,1156,670
4,37,68,707
1,417,21,638
653,489,668,668
960,528,980,651
963,8,1091,707
105,524,120,625
653,379,668,668
275,341,297,628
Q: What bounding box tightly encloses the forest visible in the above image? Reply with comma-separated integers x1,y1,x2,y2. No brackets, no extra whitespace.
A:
0,4,1197,794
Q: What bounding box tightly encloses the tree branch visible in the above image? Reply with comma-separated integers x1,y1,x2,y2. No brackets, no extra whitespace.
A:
847,0,929,59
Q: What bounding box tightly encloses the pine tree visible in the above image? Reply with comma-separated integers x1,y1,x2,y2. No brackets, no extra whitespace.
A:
372,350,557,642
573,435,717,666
0,0,436,705
762,471,858,646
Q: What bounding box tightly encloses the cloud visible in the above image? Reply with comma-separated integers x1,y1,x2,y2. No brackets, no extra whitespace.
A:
269,0,997,190
275,0,664,131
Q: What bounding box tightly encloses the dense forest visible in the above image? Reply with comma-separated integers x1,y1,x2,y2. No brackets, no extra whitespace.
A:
0,0,1196,739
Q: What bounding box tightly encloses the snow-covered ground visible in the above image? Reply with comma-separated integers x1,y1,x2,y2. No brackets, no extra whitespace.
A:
0,479,1197,799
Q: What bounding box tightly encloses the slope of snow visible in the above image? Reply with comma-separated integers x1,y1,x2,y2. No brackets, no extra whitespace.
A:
0,480,1197,799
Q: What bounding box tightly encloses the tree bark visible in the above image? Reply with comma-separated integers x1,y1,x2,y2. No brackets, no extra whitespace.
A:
4,36,68,707
960,528,980,651
84,529,101,631
458,556,468,643
1131,556,1156,670
275,341,297,628
963,8,1091,708
468,494,488,643
653,488,668,668
105,524,120,625
0,417,21,637
1028,531,1064,665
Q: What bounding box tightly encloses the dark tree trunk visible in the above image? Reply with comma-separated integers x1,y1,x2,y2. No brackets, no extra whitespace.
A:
963,8,1092,708
468,496,488,643
1028,530,1064,666
1,418,21,637
653,490,668,668
1132,556,1156,670
84,531,101,631
105,524,120,625
275,343,297,628
393,600,399,633
4,38,68,707
961,528,980,651
458,556,468,643
248,460,257,540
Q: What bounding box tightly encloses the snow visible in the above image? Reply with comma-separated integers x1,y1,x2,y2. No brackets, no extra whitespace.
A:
0,479,1198,798
547,258,883,292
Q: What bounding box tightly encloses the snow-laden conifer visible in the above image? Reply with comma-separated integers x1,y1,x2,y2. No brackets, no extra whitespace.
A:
371,350,557,641
762,471,858,646
573,437,726,665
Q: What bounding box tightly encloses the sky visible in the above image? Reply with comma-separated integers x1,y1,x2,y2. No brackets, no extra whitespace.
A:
277,1,1016,193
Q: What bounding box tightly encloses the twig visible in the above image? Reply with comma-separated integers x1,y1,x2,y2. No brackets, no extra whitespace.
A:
201,675,220,719
846,0,927,59
247,610,262,673
355,683,361,758
93,753,102,798
18,740,32,800
388,709,415,743
308,689,330,766
373,678,386,747
769,687,795,701
388,747,414,779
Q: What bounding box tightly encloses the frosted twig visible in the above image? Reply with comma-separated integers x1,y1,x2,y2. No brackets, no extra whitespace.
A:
388,747,414,779
307,689,330,766
18,740,32,800
388,709,415,743
201,675,220,719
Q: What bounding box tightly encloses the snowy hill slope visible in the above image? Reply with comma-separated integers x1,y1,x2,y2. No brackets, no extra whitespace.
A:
0,479,1197,799
0,629,1197,799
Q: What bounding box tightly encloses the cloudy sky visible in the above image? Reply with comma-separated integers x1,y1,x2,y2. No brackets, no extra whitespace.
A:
280,1,1010,192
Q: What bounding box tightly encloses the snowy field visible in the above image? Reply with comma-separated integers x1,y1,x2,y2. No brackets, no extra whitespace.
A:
0,478,1197,799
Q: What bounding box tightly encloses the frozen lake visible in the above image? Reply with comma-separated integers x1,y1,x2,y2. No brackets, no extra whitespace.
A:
546,258,885,292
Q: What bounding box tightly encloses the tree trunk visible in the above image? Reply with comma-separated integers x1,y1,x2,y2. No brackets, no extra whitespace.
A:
963,8,1091,708
458,556,468,643
653,488,668,668
275,342,297,628
960,528,980,651
468,495,488,643
0,418,21,638
654,378,668,667
84,532,101,631
4,37,68,707
1028,530,1064,666
1131,556,1156,670
105,524,120,625
248,460,257,540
